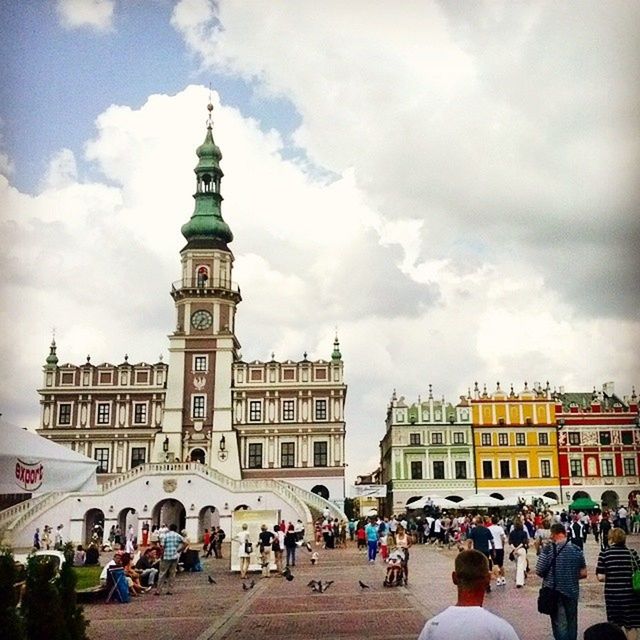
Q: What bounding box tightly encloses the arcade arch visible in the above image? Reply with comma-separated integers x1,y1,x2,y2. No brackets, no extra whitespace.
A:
152,499,186,531
311,485,330,500
572,490,590,501
118,507,139,542
189,448,206,464
601,490,619,509
83,508,104,545
198,505,220,541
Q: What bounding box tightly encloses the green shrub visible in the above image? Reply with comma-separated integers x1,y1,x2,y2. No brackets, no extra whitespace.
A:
0,547,25,640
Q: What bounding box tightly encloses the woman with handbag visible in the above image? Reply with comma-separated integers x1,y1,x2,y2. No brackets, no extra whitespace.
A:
234,523,252,579
284,523,298,568
508,518,529,588
596,527,640,640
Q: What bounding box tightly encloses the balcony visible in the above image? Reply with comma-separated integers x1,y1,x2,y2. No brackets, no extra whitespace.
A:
171,278,241,301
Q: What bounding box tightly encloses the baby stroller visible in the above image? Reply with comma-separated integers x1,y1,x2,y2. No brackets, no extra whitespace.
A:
383,548,406,587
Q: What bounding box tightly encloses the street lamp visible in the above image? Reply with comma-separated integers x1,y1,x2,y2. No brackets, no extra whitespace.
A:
163,436,169,452
219,435,226,452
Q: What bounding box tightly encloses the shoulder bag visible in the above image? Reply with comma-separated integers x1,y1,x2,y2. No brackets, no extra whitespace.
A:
537,542,567,616
630,549,640,593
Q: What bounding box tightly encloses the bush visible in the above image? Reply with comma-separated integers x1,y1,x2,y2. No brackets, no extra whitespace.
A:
0,547,25,640
57,543,89,640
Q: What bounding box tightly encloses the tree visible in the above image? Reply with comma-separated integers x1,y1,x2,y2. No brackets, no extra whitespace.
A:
22,553,65,640
57,543,89,640
0,547,25,640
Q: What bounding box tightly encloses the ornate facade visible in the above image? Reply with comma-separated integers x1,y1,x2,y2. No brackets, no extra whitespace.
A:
379,387,474,514
556,384,640,508
37,102,346,509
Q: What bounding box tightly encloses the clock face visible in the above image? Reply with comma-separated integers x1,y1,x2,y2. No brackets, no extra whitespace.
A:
191,310,213,330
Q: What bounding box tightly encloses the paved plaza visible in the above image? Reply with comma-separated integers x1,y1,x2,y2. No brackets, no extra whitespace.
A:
82,535,636,640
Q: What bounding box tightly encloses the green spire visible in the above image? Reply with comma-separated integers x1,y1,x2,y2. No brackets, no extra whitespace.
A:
46,337,58,368
181,101,233,249
331,334,342,361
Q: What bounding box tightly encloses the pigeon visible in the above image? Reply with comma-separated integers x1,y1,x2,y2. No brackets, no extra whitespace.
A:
242,579,256,591
321,580,334,592
282,567,291,578
307,579,321,592
207,575,216,584
359,580,370,589
285,572,294,582
305,542,313,552
310,552,319,565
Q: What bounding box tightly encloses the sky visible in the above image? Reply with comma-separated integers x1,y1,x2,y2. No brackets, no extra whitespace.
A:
0,0,639,489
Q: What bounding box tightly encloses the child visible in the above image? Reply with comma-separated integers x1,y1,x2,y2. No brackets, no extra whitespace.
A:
311,551,319,565
379,531,389,560
356,525,366,551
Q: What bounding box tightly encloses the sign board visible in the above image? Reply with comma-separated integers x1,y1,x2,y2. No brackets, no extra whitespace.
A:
230,509,280,574
353,484,387,498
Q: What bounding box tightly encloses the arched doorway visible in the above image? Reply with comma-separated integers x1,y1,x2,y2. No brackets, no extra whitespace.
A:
198,505,219,541
601,490,619,509
118,508,139,544
83,508,104,545
543,492,559,502
152,499,186,531
572,490,590,501
490,492,504,500
407,495,423,505
190,448,206,464
234,504,249,511
445,496,464,503
311,485,330,500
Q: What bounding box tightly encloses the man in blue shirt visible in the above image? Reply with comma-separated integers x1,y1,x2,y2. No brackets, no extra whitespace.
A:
155,524,184,596
536,523,587,640
467,516,495,592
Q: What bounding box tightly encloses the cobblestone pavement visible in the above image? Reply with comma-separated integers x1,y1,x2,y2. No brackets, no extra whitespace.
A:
84,536,639,640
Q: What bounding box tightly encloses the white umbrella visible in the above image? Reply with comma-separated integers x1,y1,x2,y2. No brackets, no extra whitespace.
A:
457,494,504,508
432,497,460,509
516,493,558,506
406,496,429,509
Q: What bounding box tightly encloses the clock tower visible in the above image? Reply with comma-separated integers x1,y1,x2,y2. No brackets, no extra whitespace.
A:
153,102,242,478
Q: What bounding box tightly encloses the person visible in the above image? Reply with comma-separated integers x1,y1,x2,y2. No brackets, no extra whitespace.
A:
618,507,629,534
417,550,519,639
33,527,41,550
395,524,412,584
488,516,507,586
508,518,529,588
73,544,86,567
121,552,147,595
534,518,553,555
467,516,495,592
234,523,252,579
601,514,612,550
569,518,585,550
85,542,100,565
583,622,627,640
203,528,211,555
54,524,64,550
365,518,379,563
258,524,274,578
536,522,587,640
284,523,298,568
596,527,640,640
135,548,159,587
154,524,184,595
272,524,285,574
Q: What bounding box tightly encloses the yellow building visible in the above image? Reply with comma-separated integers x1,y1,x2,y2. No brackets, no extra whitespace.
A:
471,382,561,502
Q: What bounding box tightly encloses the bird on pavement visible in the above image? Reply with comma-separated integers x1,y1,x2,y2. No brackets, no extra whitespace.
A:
359,580,370,589
242,579,256,591
207,576,216,584
321,580,334,592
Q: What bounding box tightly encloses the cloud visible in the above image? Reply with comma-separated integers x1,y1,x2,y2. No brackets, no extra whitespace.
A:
56,0,115,31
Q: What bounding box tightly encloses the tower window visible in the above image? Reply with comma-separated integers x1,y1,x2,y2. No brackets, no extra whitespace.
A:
96,403,111,425
314,399,328,421
192,395,206,419
193,355,208,372
282,400,295,422
249,401,262,422
313,441,328,467
131,447,146,468
133,403,147,425
58,403,72,425
196,266,209,287
94,448,109,473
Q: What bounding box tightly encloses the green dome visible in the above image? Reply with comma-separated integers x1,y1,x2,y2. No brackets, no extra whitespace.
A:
181,105,233,248
45,339,59,368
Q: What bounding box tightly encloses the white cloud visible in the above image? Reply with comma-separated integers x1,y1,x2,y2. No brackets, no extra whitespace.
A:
56,0,115,31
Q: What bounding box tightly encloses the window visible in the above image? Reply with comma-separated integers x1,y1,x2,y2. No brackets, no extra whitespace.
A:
314,399,328,421
192,395,205,419
599,432,611,446
281,442,295,468
601,458,614,476
313,441,328,467
58,403,72,425
482,460,493,479
248,443,263,469
568,432,581,445
623,458,636,476
282,400,295,422
621,431,634,445
94,448,109,473
481,433,492,446
515,433,526,446
453,432,465,444
433,461,445,479
131,447,146,468
538,433,549,446
431,432,444,445
249,400,261,422
498,433,509,446
409,433,421,445
541,459,551,477
96,403,110,425
517,460,528,478
570,459,582,477
499,460,510,478
194,355,208,372
411,461,423,479
455,460,467,479
133,403,147,425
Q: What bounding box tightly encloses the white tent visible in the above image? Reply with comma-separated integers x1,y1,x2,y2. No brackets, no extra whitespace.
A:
457,494,504,508
0,422,97,494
